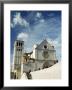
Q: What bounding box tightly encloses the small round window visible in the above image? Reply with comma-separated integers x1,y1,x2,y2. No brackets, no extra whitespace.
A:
44,45,47,49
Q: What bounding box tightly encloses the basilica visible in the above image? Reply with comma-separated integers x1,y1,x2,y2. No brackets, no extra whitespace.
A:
11,39,58,79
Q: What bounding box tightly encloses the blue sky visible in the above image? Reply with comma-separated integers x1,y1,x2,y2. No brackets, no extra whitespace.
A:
11,11,61,64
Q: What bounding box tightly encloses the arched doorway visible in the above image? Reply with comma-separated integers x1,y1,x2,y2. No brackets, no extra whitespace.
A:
42,61,49,69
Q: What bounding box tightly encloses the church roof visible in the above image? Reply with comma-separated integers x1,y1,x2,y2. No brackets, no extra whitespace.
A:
35,39,54,50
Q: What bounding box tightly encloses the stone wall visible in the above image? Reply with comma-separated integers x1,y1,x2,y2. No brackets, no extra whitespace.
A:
21,59,58,73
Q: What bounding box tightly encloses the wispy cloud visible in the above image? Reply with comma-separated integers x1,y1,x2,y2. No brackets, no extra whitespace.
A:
11,11,61,63
39,19,45,23
17,32,28,41
11,12,29,28
36,12,42,18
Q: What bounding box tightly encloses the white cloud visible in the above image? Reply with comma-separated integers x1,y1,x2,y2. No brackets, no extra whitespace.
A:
17,32,28,41
11,12,29,28
36,12,42,18
39,19,45,23
11,23,14,28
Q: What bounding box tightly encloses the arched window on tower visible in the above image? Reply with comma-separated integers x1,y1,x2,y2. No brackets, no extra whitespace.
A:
19,42,20,46
16,42,18,46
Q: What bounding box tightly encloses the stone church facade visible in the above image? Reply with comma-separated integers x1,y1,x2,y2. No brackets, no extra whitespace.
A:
31,39,57,60
11,39,58,79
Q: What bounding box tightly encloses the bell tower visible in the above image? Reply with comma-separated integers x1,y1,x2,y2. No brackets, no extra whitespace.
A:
12,40,24,78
